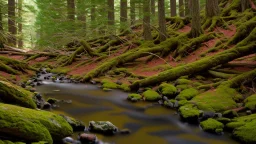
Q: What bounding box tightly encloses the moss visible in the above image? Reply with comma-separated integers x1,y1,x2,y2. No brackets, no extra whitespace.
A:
0,56,28,73
0,103,73,143
47,98,59,104
179,104,201,121
244,94,256,110
223,110,239,118
0,80,36,109
216,117,231,125
176,79,192,85
127,93,142,102
118,84,131,92
176,84,189,90
226,114,256,143
0,61,19,74
158,83,177,98
195,75,206,80
142,90,161,101
50,67,70,74
176,88,199,100
178,100,188,107
192,87,240,112
101,79,118,89
200,118,224,133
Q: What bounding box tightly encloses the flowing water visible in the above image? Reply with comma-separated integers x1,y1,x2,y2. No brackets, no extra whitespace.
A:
36,78,238,144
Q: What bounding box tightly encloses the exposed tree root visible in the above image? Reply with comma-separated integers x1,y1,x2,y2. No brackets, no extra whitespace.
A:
197,81,223,90
202,16,228,31
173,33,215,58
96,39,123,53
221,0,241,16
130,28,256,90
166,17,190,30
83,37,182,81
80,40,101,57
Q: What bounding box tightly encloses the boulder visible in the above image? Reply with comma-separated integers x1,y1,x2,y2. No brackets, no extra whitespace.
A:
88,121,118,135
200,118,224,134
226,114,256,143
0,80,36,109
60,115,85,131
244,94,256,110
158,83,177,98
142,90,161,101
176,88,199,101
78,133,97,144
127,94,142,102
0,103,73,144
179,104,201,123
223,110,239,118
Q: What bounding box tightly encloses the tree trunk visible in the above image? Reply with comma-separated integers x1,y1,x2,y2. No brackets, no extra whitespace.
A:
77,0,86,33
158,0,167,41
241,0,250,12
179,0,185,17
143,0,152,40
120,0,128,31
18,0,23,48
170,0,177,17
130,0,136,25
151,0,156,17
91,0,96,22
0,4,3,32
185,0,190,16
67,0,75,20
189,0,203,38
206,0,220,17
8,0,16,46
108,0,115,26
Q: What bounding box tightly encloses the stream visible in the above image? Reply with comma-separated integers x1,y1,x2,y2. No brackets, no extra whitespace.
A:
35,76,238,144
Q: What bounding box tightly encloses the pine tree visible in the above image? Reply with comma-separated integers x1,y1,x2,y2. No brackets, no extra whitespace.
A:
130,0,136,25
206,0,219,17
143,0,152,40
18,0,23,48
189,0,203,38
170,0,177,17
179,0,184,17
158,0,167,41
67,0,75,20
8,0,16,46
108,0,115,26
120,0,128,31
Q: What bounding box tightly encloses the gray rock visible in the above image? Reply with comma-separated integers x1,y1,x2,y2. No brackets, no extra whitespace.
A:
89,121,118,135
43,102,52,109
246,110,252,115
63,137,74,143
60,115,86,131
78,133,97,144
119,129,131,134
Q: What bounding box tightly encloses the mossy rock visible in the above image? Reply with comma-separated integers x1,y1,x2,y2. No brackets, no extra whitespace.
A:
101,79,118,89
176,84,189,90
216,117,231,125
142,90,161,101
127,93,142,102
158,83,177,98
226,114,256,143
178,100,188,107
223,110,239,118
176,79,192,85
244,94,256,110
200,118,224,134
0,103,73,144
195,75,206,80
191,87,241,112
176,88,199,100
0,81,36,109
47,98,59,105
179,104,201,122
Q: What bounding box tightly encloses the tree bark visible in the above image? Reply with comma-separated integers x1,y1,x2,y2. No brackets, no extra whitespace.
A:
0,4,3,32
108,0,115,26
120,0,128,32
170,0,177,17
151,0,156,17
67,0,75,20
185,0,190,16
189,0,203,38
158,0,167,41
8,0,16,46
241,0,250,12
130,0,136,25
91,0,96,22
18,0,23,48
179,0,185,17
206,0,220,17
143,0,152,40
77,0,86,33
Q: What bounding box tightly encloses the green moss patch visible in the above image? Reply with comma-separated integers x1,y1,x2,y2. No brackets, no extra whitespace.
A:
179,104,201,122
191,87,240,112
142,90,161,101
200,118,224,133
127,94,142,102
176,88,199,100
226,114,256,143
176,79,192,85
0,103,73,144
244,94,256,110
0,80,36,109
158,83,177,98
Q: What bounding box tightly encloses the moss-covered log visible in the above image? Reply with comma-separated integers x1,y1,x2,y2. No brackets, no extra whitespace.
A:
0,61,19,74
0,103,73,144
80,40,101,57
0,56,28,72
130,39,256,90
208,70,236,79
83,38,181,81
96,39,123,53
0,80,36,109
